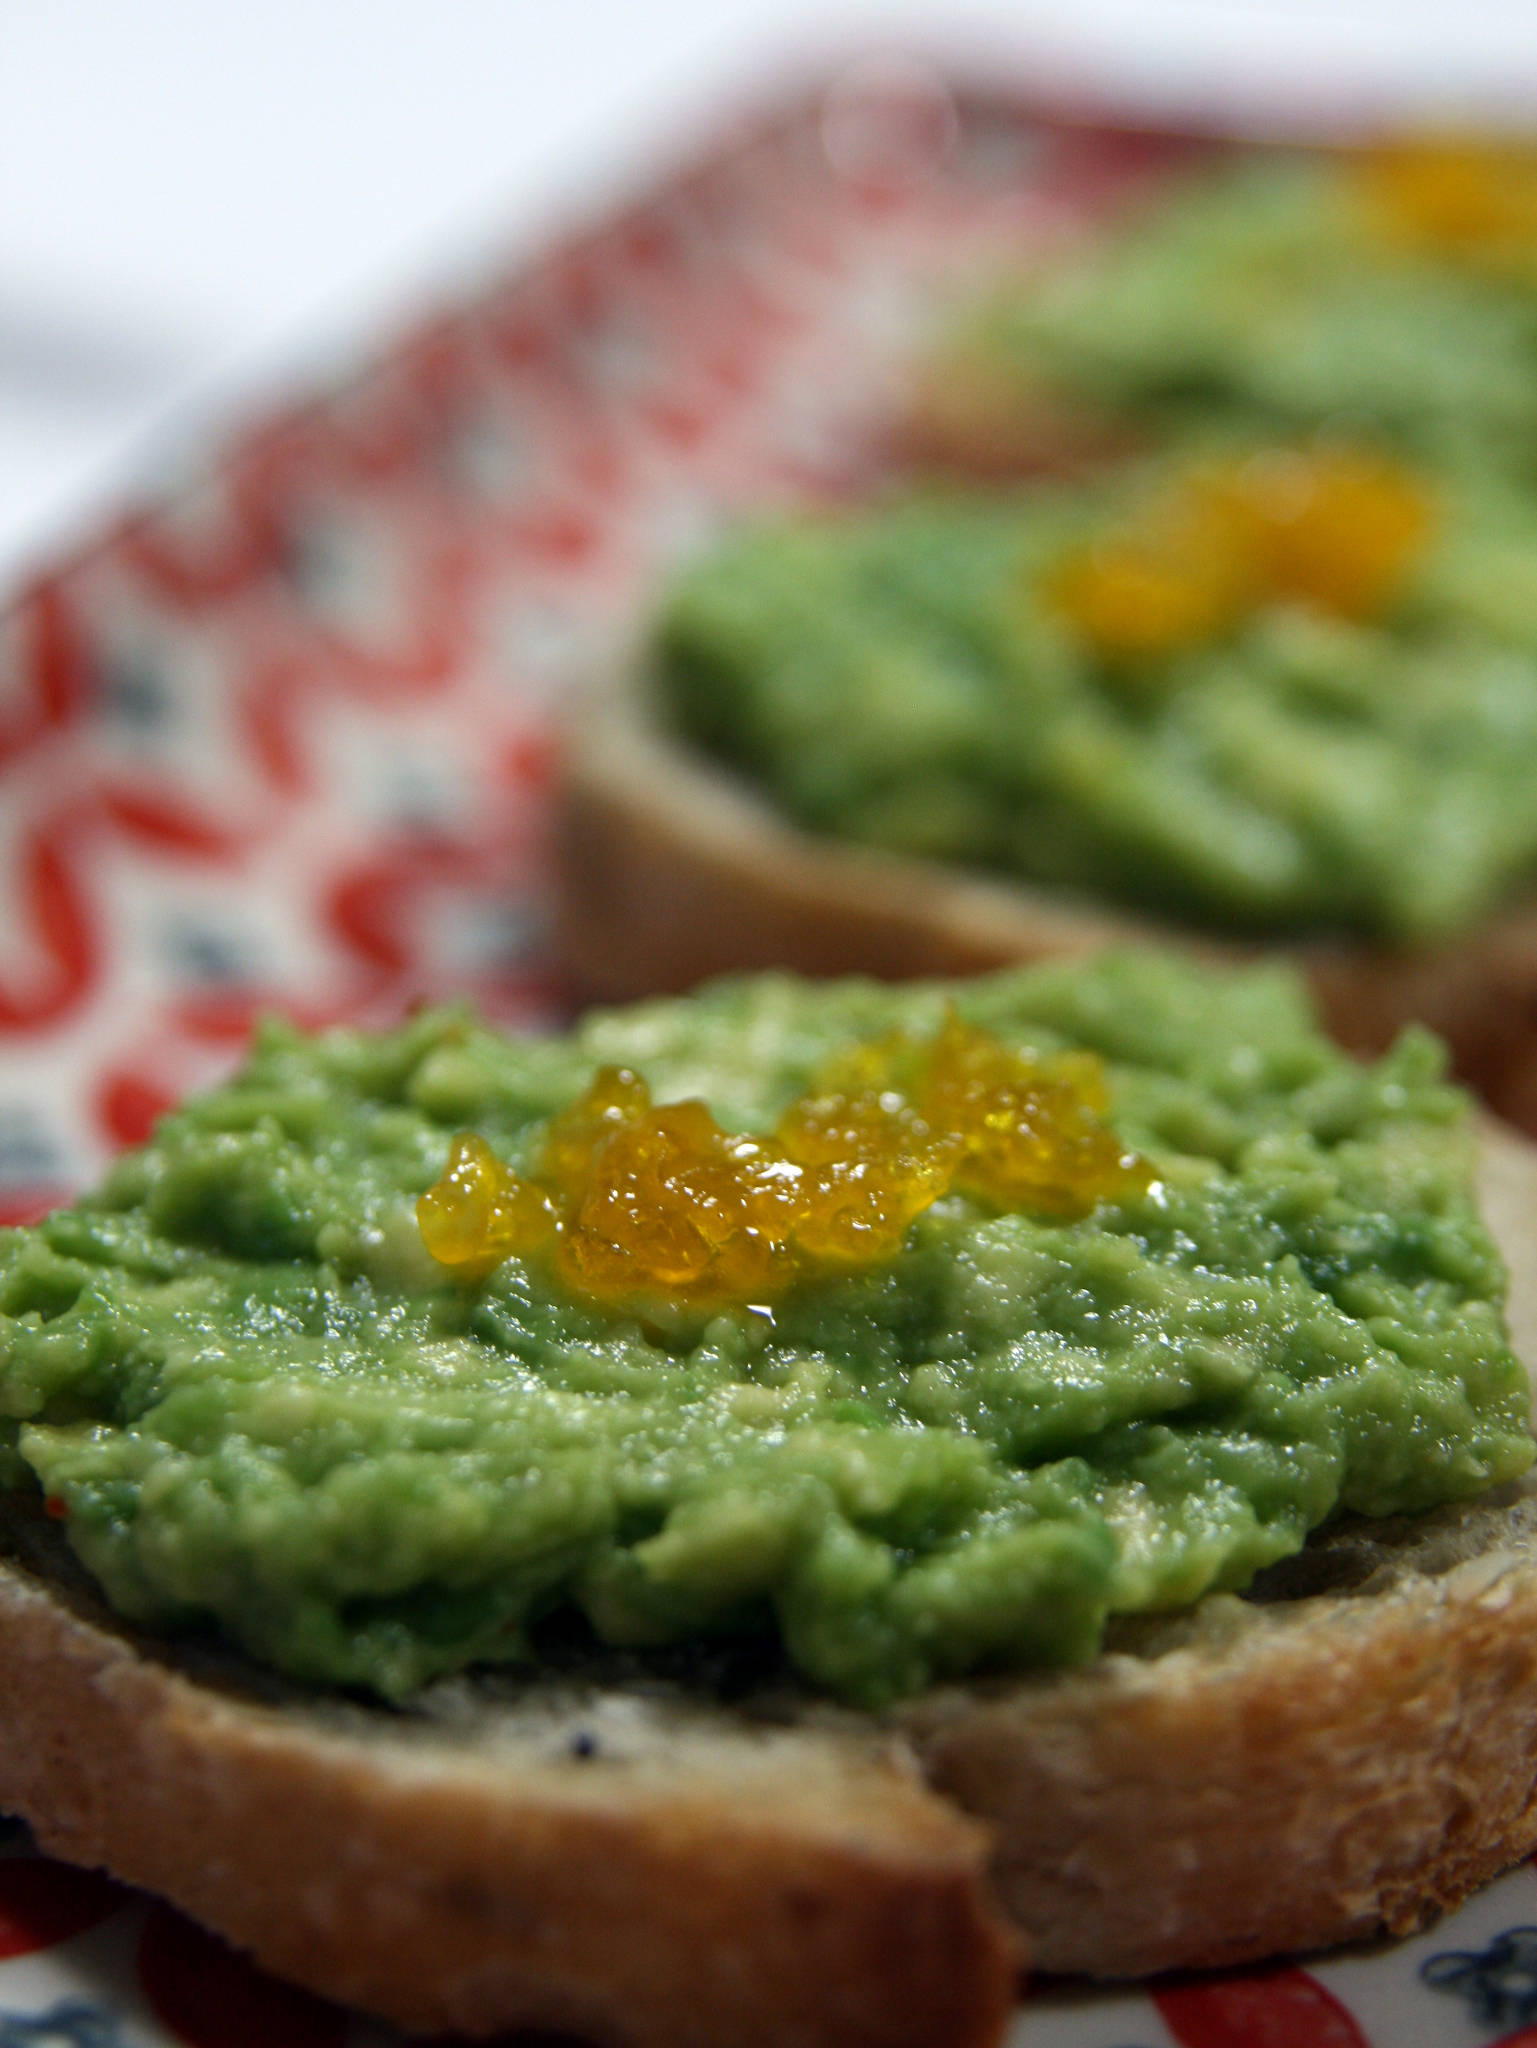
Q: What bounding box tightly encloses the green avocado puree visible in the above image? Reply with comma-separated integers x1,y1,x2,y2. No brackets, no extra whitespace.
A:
952,157,1537,472
657,461,1537,943
0,955,1528,1704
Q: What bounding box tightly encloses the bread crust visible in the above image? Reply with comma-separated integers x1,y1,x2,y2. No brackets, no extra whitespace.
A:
884,1120,1537,1976
0,1542,1017,2046
1,1130,1535,2035
557,664,1537,1125
897,360,1145,480
900,1480,1537,1975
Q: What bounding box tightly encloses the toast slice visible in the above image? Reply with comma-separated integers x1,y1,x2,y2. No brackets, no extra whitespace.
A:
557,663,1537,1130
904,1110,1537,1969
0,1125,1532,2041
0,1516,1015,2047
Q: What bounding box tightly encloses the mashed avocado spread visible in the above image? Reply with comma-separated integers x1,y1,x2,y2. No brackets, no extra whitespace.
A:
0,955,1528,1705
657,453,1537,942
950,153,1537,471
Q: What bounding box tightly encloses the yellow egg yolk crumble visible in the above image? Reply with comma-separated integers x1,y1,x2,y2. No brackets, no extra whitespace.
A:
1355,140,1537,272
1044,444,1434,666
417,1015,1150,1308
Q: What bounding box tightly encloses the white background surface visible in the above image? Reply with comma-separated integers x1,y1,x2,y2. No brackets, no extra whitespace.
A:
6,0,1537,583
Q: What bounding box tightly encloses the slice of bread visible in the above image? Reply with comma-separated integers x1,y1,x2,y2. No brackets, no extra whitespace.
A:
0,1516,1017,2048
557,662,1537,1129
0,1125,1534,2043
897,348,1147,482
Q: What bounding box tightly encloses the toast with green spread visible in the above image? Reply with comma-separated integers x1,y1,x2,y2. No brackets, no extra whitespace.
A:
559,446,1537,1127
563,148,1537,1123
0,960,1535,2044
907,148,1537,480
560,644,1537,1130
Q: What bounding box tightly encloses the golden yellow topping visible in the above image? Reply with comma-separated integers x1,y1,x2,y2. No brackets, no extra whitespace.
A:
417,1017,1149,1308
1355,139,1537,269
1044,445,1434,666
1043,479,1253,664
